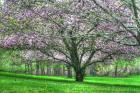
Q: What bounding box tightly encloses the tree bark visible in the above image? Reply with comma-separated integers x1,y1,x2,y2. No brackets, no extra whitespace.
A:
75,70,85,82
36,61,40,75
40,62,45,75
67,66,72,78
114,63,118,77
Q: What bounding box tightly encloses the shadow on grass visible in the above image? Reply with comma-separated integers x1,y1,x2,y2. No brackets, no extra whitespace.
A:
0,71,140,88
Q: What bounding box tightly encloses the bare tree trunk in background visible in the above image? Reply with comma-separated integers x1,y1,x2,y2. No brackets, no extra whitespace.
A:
41,67,45,75
114,63,118,77
92,63,98,76
25,63,27,73
47,67,50,75
27,63,30,74
66,65,72,78
89,66,93,76
62,65,65,76
40,62,45,75
28,61,33,74
57,68,62,76
51,68,54,76
36,61,40,75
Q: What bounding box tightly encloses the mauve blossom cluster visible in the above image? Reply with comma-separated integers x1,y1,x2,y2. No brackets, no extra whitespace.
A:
24,33,47,49
94,0,134,29
95,39,140,58
71,0,97,12
0,32,47,49
21,50,47,61
1,35,19,48
97,22,118,31
16,7,60,19
102,0,132,15
16,10,34,20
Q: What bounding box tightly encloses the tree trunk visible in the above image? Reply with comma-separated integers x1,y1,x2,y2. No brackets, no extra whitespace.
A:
29,63,33,74
67,66,72,78
41,63,45,75
25,64,27,73
62,65,65,76
114,63,118,77
75,70,85,82
36,61,40,75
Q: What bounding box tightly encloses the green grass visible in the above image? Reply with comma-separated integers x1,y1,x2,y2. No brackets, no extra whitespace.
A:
85,76,140,86
0,72,140,93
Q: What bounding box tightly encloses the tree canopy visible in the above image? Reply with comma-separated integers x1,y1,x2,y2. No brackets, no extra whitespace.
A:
0,0,140,82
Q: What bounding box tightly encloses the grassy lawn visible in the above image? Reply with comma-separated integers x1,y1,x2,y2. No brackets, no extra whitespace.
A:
0,72,140,93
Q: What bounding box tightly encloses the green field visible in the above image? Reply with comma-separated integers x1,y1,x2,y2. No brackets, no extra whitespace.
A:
0,72,140,93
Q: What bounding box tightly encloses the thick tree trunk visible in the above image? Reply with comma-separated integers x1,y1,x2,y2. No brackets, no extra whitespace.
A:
75,70,85,82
